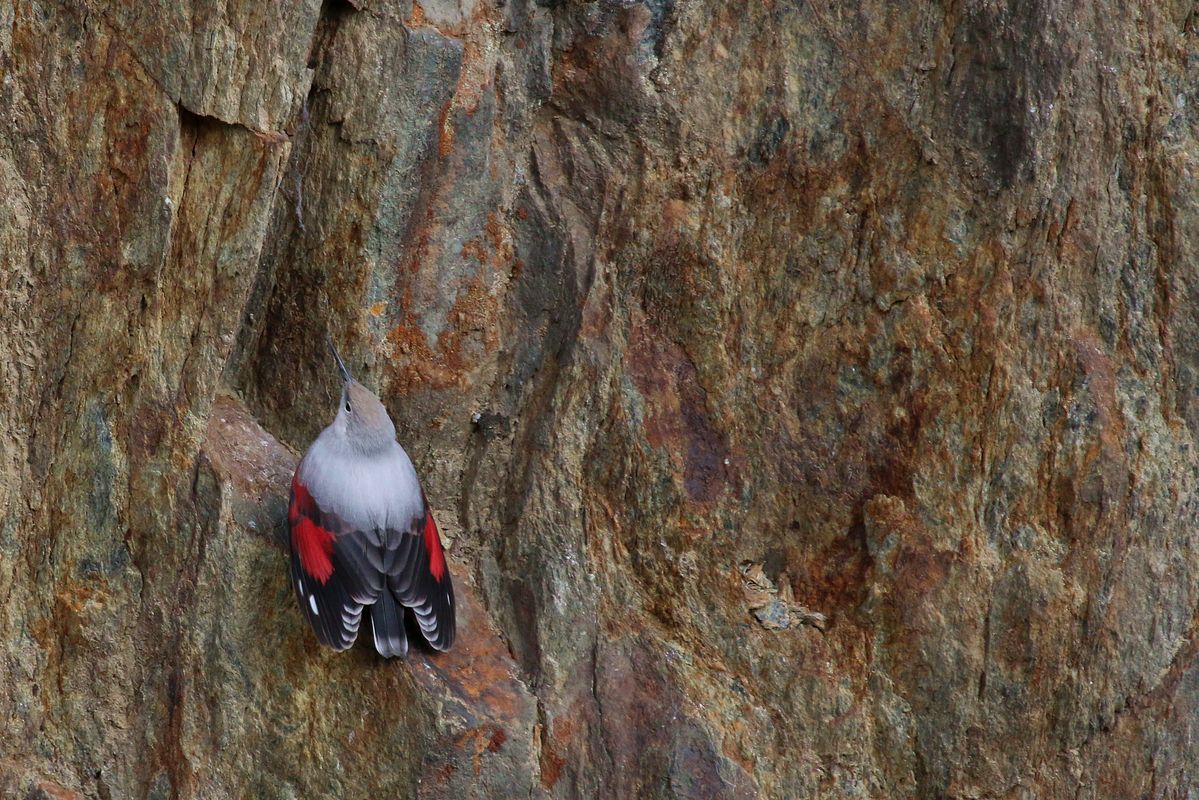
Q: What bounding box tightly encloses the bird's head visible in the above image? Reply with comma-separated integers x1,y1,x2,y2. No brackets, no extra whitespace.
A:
327,337,396,455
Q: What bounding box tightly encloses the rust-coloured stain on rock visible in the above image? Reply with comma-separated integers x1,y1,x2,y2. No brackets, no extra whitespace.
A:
627,316,731,504
387,277,500,392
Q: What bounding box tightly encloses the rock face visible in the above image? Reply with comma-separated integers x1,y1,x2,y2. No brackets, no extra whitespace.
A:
2,0,1199,797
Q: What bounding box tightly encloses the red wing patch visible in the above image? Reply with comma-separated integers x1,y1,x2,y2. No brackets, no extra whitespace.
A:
423,508,446,583
290,476,335,584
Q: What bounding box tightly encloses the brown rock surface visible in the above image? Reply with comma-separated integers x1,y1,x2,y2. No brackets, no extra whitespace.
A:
2,0,1199,797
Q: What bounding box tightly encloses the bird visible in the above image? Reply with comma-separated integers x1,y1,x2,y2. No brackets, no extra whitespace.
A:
286,338,455,657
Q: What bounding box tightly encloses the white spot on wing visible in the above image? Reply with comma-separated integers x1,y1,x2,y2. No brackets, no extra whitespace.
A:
309,595,319,615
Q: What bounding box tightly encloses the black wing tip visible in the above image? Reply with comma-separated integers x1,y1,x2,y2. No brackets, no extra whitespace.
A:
422,609,456,652
427,631,455,652
423,575,456,652
290,550,365,654
306,618,360,653
313,616,362,653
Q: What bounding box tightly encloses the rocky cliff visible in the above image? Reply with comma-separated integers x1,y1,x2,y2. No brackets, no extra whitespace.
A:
2,1,1199,797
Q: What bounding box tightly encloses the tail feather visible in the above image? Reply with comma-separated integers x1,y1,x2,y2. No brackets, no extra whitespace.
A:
371,591,408,658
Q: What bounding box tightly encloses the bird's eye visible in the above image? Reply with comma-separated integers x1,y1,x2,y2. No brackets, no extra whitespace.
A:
345,402,352,413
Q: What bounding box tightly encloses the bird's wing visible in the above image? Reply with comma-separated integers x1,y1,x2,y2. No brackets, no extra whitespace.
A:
288,473,383,651
384,491,456,652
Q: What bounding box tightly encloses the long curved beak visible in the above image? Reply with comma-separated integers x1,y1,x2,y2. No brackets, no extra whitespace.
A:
327,336,353,384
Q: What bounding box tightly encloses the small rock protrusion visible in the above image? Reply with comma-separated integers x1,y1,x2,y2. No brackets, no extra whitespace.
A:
740,562,827,632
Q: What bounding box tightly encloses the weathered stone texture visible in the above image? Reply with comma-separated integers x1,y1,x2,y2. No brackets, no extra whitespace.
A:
2,0,1198,797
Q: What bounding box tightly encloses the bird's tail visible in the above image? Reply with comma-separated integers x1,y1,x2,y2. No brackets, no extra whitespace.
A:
371,591,408,658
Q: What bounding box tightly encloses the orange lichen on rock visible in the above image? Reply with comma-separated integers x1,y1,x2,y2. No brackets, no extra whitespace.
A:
386,277,501,392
